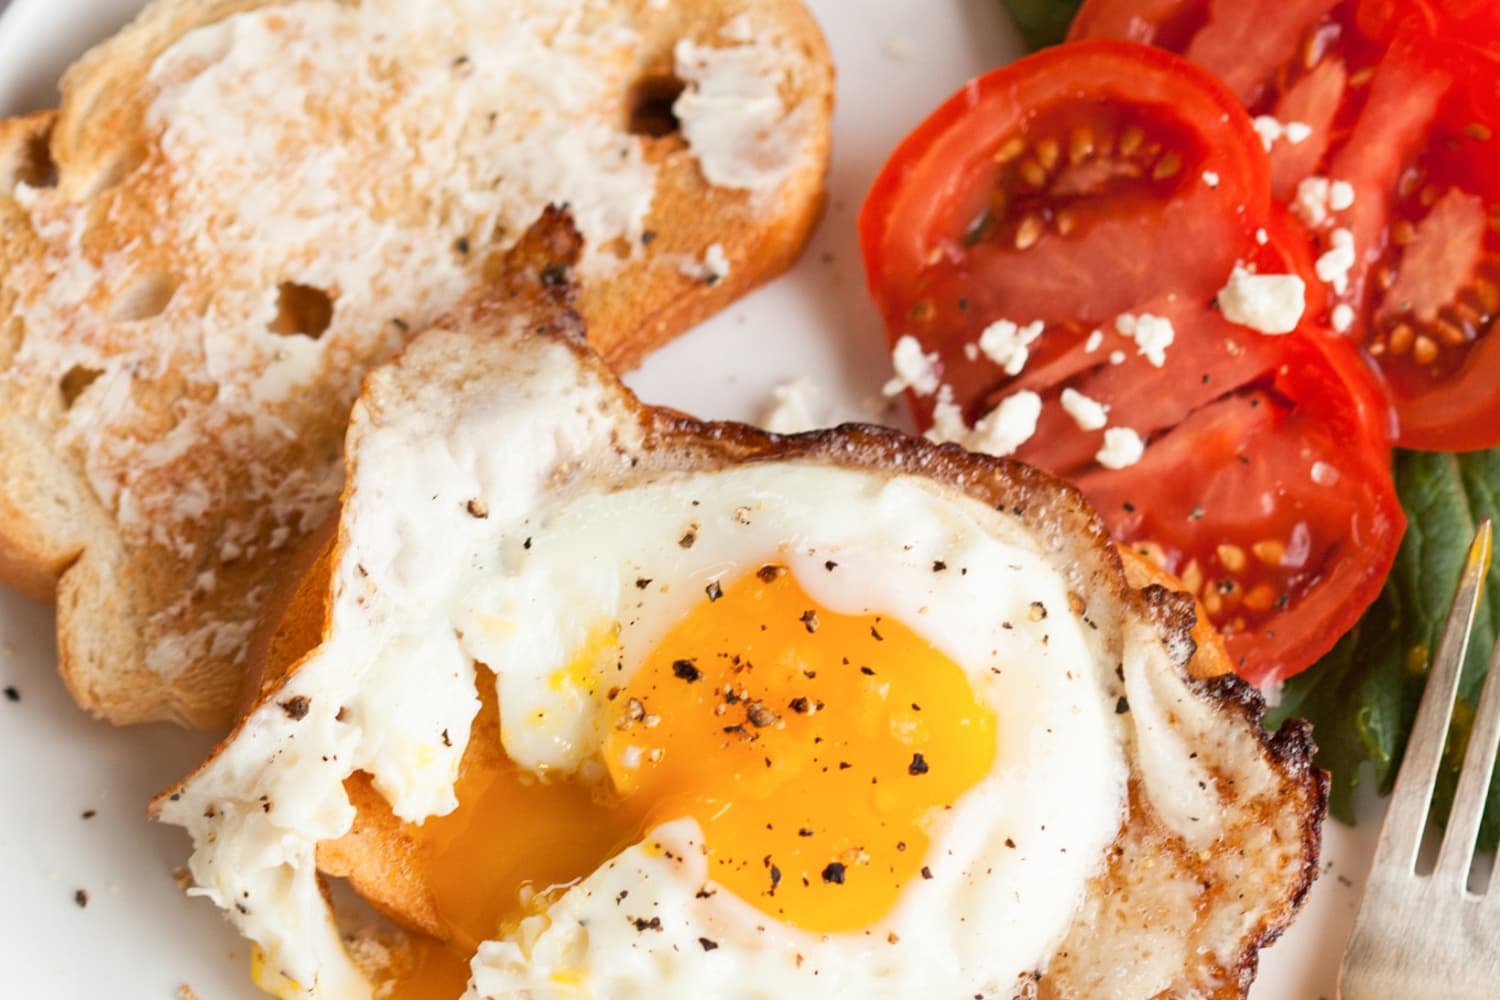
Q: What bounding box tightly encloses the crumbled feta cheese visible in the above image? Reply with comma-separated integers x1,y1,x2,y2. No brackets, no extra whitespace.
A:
963,343,979,361
925,387,1041,457
760,377,821,434
1109,349,1126,365
977,318,1046,376
1060,388,1109,431
1293,176,1332,228
1252,116,1312,151
1255,228,1269,246
1084,329,1103,353
1331,305,1356,333
1114,312,1174,367
968,391,1043,457
883,335,941,397
1315,228,1356,295
1217,263,1306,335
1310,460,1340,486
1328,180,1355,212
924,385,970,444
1096,427,1145,470
1202,170,1220,188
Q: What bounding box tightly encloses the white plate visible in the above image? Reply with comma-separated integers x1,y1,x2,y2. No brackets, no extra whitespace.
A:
0,1,1382,996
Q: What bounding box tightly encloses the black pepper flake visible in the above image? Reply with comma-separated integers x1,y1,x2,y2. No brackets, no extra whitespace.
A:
1029,601,1048,621
335,706,349,722
699,937,719,952
641,229,658,246
932,560,947,572
798,828,814,837
838,761,853,770
769,864,782,891
679,526,698,548
441,728,452,747
523,537,533,550
746,701,778,728
1122,501,1135,513
81,810,96,820
540,263,571,289
870,625,884,641
631,916,663,932
908,753,930,776
465,498,488,519
920,866,933,880
757,564,785,583
454,236,471,255
1115,696,1130,714
800,610,820,633
2,686,17,702
635,577,653,590
1005,838,1016,848
74,889,89,908
391,317,410,332
860,666,875,675
824,560,838,572
279,696,311,720
788,697,810,714
1189,505,1205,521
672,659,702,683
705,579,723,602
821,862,846,884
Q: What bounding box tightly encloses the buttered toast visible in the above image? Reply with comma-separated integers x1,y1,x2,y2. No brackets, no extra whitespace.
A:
0,0,833,726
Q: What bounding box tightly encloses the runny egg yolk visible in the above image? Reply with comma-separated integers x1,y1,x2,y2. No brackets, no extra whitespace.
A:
603,563,997,932
394,564,995,995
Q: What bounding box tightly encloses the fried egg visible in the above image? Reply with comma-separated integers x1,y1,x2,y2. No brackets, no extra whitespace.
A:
156,218,1323,1000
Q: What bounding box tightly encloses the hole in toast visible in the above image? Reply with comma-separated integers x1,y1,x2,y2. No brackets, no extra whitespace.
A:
270,282,335,339
110,272,180,323
626,74,686,138
4,125,58,189
59,366,103,409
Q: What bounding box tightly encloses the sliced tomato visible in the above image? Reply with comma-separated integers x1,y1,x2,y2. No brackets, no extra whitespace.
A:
858,42,1404,685
1070,0,1500,450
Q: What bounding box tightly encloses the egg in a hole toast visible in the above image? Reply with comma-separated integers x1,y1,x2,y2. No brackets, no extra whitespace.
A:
157,212,1324,998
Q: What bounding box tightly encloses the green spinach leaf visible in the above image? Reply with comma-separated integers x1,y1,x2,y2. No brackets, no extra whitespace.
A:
1002,0,1083,51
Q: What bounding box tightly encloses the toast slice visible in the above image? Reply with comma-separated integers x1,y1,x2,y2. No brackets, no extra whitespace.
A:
0,0,833,726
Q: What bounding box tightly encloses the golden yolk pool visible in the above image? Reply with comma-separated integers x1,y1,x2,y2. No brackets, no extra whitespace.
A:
391,564,996,994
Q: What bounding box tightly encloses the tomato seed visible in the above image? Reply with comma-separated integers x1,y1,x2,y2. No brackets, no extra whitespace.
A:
1216,543,1247,573
1434,317,1468,347
1054,210,1076,236
1465,122,1493,142
1413,334,1439,365
1474,278,1500,314
1388,323,1414,355
1018,158,1048,188
1251,540,1285,566
1069,127,1094,164
1180,559,1203,596
993,136,1026,164
1118,126,1144,157
1035,137,1060,171
1014,215,1044,250
1243,584,1278,612
1348,67,1375,88
1391,220,1415,246
1202,589,1223,617
1152,151,1182,181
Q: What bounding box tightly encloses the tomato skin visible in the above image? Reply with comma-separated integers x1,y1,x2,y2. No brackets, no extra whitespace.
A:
858,40,1404,685
1070,0,1500,453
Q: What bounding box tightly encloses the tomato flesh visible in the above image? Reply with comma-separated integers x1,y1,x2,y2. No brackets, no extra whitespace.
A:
1071,0,1500,450
859,42,1404,685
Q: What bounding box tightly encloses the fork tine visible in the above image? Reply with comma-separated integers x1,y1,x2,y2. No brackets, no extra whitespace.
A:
1370,519,1492,876
1434,628,1500,889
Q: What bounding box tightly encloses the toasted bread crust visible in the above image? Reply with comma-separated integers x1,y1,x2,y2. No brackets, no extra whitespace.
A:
0,0,833,726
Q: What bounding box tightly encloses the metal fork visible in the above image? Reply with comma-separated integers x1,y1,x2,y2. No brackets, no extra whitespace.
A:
1339,518,1500,1000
